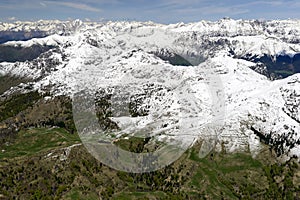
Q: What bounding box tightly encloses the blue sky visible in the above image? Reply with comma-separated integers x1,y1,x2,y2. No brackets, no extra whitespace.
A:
0,0,300,23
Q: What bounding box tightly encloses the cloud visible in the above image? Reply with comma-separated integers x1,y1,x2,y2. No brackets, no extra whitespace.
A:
7,16,17,21
233,0,285,8
174,5,249,16
81,0,120,4
151,0,207,10
40,2,47,7
160,0,206,6
44,1,101,12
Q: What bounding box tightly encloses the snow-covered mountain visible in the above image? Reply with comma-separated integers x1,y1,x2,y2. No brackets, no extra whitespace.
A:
0,19,299,161
0,19,86,36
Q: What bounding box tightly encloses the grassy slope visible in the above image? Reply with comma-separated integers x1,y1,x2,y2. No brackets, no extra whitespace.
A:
0,128,299,199
0,128,80,159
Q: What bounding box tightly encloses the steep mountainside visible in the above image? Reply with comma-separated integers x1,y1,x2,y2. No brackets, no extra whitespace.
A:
0,19,300,162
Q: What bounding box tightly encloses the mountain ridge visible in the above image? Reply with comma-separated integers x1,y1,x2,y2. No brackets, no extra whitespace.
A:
0,19,299,161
